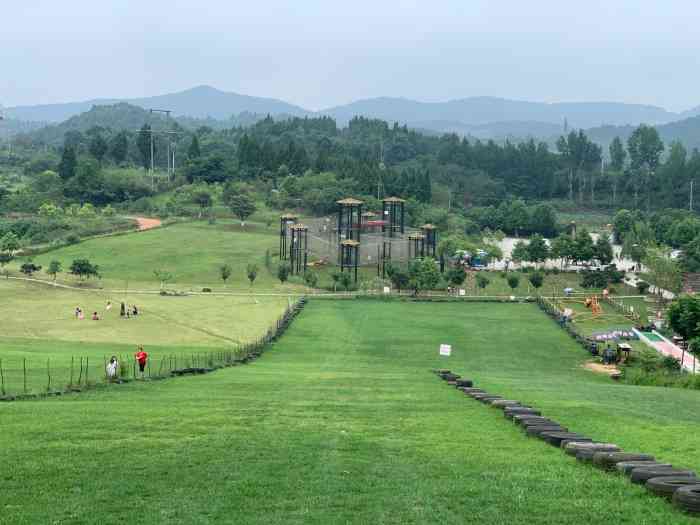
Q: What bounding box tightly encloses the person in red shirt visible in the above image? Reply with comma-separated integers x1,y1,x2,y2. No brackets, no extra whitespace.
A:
134,346,148,376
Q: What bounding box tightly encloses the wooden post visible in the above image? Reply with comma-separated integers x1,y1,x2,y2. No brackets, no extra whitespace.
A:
47,358,51,392
23,358,27,394
85,357,89,385
77,357,83,386
0,358,5,396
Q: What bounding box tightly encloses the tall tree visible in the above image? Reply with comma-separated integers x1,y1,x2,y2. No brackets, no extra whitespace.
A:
188,135,201,159
627,124,664,211
58,146,77,180
556,130,600,203
109,131,129,165
137,124,152,170
608,136,627,206
88,133,109,164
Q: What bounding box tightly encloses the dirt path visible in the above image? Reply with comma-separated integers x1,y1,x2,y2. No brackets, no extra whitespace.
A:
134,217,162,231
583,362,620,376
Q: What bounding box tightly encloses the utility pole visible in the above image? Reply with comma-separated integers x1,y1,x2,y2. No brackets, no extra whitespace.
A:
690,180,694,212
149,109,173,182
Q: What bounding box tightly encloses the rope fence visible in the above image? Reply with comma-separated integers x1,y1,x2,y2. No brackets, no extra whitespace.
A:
0,297,307,401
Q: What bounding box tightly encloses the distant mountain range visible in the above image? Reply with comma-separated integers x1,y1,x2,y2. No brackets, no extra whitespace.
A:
4,85,309,123
6,85,700,149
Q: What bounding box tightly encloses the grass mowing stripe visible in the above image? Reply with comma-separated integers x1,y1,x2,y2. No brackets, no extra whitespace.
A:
1,300,698,524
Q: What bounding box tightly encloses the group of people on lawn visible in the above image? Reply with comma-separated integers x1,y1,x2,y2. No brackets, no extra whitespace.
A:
74,301,139,321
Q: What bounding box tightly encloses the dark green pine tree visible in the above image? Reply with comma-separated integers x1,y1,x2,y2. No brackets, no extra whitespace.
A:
58,146,77,180
188,135,201,159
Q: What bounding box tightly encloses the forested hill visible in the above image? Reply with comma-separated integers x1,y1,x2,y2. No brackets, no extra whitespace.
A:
7,86,692,138
5,86,309,123
583,115,700,152
321,97,677,129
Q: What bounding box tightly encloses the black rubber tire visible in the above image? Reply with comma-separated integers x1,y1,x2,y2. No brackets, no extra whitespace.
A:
513,415,549,426
473,393,499,399
455,379,473,387
631,468,696,485
467,391,489,398
565,442,619,456
593,452,655,470
505,409,541,419
673,484,700,514
541,432,591,447
489,400,521,408
460,388,484,394
560,438,593,449
525,425,568,437
478,396,503,403
616,461,671,475
646,477,700,500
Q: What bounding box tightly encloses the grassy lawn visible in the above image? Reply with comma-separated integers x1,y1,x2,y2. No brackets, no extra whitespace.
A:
1,300,698,524
0,279,293,393
21,220,297,291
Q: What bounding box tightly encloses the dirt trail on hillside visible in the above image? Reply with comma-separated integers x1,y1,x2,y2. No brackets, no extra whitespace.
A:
134,217,162,231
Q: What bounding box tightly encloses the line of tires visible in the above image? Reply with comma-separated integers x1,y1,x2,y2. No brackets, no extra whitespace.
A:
434,369,700,516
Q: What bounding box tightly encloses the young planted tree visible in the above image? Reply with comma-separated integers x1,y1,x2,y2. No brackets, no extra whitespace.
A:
192,190,213,219
246,263,258,288
0,231,20,277
47,260,62,282
339,272,353,292
386,263,409,294
153,269,173,290
528,272,544,293
277,263,290,284
227,194,256,227
20,261,42,277
475,273,490,294
507,273,520,293
70,259,100,281
408,258,441,296
446,266,466,287
303,271,318,288
330,271,342,292
220,264,232,287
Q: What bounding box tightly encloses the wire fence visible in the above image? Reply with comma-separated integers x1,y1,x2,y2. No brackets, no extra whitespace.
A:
0,297,306,400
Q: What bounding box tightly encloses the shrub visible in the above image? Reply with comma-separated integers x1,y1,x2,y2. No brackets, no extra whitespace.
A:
636,281,650,294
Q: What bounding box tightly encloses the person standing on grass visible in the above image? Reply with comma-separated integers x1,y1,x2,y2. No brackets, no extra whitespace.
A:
106,356,119,380
134,346,148,377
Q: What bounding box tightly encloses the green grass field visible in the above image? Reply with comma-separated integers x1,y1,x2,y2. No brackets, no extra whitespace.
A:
2,300,698,524
0,279,292,393
22,220,293,291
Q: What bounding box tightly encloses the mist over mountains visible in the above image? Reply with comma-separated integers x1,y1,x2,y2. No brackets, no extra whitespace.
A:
5,85,700,149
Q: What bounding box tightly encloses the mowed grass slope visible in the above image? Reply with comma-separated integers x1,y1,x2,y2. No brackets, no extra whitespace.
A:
0,279,292,393
27,221,288,290
2,301,699,524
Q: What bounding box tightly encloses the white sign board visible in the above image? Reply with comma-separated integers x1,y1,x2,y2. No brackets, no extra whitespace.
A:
383,286,391,294
459,289,466,296
439,344,452,357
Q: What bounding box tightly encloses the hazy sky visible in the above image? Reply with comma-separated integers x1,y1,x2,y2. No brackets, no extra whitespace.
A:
2,0,700,111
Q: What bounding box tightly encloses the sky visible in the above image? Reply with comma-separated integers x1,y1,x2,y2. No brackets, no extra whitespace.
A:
2,0,700,111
